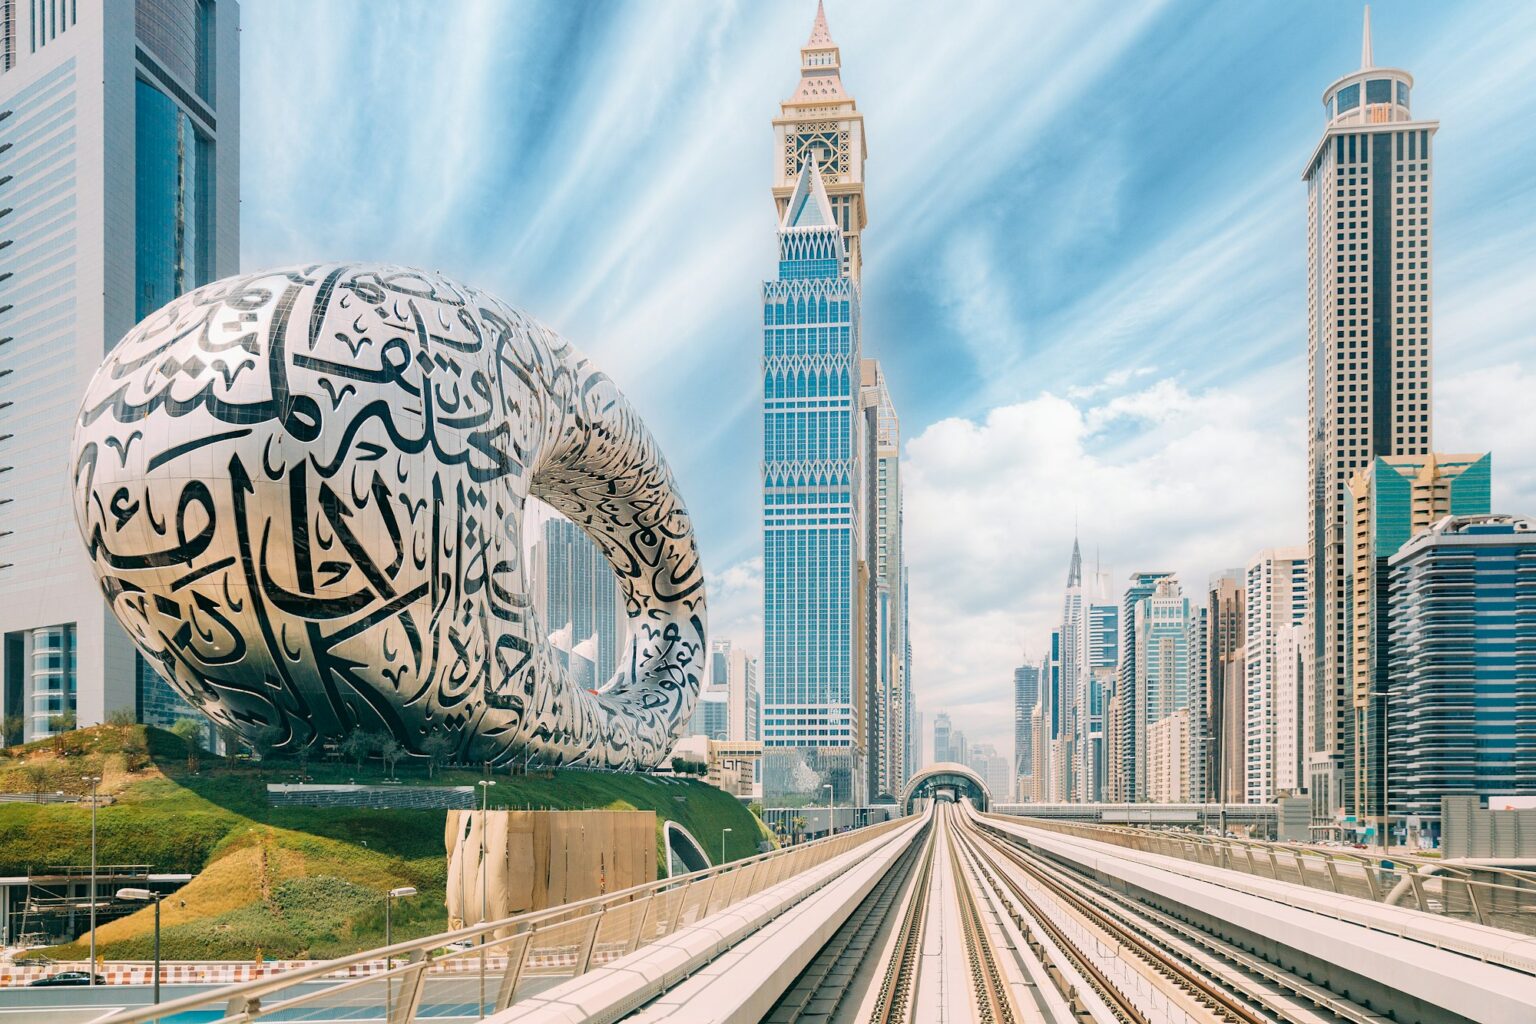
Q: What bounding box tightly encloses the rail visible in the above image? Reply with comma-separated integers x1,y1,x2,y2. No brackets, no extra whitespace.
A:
1007,815,1536,938
94,816,911,1024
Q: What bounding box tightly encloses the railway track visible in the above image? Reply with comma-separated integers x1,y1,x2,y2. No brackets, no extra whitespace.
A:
746,799,1380,1024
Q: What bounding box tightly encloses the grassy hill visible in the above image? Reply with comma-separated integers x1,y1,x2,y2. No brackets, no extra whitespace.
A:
0,724,771,960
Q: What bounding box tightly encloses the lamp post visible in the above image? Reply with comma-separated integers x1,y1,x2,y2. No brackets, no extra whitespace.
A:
116,889,162,1006
385,886,417,949
86,774,101,985
823,783,833,836
476,779,496,927
476,777,495,1016
720,828,732,866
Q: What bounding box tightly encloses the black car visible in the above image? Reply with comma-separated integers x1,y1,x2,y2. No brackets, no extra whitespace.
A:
28,971,104,986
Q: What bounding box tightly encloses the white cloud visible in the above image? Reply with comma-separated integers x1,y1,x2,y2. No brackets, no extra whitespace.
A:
903,373,1304,757
705,557,763,660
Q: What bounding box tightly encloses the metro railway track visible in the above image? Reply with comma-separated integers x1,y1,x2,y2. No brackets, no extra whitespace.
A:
968,815,1378,1024
959,816,1272,1024
754,799,1365,1024
867,819,936,1023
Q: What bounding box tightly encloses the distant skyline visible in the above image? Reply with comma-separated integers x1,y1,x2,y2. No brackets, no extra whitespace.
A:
241,1,1536,757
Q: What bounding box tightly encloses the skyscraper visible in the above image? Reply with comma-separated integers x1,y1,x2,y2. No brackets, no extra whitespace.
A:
1012,660,1040,793
1349,453,1490,830
1206,570,1246,803
711,639,761,743
0,1,240,743
1133,577,1196,801
932,712,952,765
763,4,870,805
1081,571,1118,803
532,518,628,688
1113,571,1173,801
1388,516,1536,839
861,359,906,800
1057,540,1084,801
1304,8,1438,825
1245,547,1309,803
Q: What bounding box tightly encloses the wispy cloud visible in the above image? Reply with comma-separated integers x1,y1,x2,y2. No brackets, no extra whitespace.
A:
238,1,1536,759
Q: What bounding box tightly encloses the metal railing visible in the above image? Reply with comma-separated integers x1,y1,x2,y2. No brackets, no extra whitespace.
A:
96,816,910,1024
1006,816,1536,940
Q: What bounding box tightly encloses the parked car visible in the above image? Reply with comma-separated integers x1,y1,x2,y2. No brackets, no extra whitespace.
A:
29,971,104,987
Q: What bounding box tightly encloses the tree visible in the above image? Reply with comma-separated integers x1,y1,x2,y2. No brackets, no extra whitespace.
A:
106,708,137,727
340,729,378,772
2,714,24,747
378,737,404,781
22,761,52,802
169,718,200,748
217,726,243,766
422,733,456,780
47,712,77,733
249,725,285,762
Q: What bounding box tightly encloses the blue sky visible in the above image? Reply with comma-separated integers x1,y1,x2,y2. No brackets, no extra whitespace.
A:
241,1,1536,757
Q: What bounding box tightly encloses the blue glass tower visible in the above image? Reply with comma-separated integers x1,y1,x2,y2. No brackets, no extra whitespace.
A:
762,156,863,804
1387,516,1536,840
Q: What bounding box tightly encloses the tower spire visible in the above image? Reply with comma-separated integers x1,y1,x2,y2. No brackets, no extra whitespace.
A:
1067,535,1083,588
1361,5,1374,68
807,0,834,47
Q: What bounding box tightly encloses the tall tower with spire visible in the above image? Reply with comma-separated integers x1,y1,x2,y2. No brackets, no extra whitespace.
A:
772,1,869,283
1056,538,1084,801
1303,7,1438,826
761,122,865,806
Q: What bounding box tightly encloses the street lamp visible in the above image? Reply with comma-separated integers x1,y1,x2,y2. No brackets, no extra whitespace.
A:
720,828,732,866
85,775,101,985
476,777,495,1015
116,889,163,1006
384,885,418,949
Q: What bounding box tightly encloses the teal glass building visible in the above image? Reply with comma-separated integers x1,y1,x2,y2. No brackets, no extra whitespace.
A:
1387,516,1536,839
761,157,862,804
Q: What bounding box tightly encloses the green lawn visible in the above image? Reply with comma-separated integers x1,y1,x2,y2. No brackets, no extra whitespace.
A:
0,725,770,960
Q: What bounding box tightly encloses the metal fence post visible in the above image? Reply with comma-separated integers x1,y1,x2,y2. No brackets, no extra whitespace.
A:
388,952,430,1024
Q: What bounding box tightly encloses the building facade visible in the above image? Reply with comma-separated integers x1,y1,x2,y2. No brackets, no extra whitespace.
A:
1013,660,1040,793
1350,453,1490,829
1245,547,1309,803
710,640,761,743
762,1,872,806
1304,10,1438,825
860,359,906,800
0,0,239,744
533,517,629,690
1115,572,1174,801
1057,541,1084,801
1207,570,1246,803
1147,708,1193,804
1387,516,1536,836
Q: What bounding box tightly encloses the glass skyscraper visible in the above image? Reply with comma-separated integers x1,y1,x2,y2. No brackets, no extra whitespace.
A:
1387,516,1536,839
762,4,876,806
0,1,239,743
762,154,862,803
532,517,627,689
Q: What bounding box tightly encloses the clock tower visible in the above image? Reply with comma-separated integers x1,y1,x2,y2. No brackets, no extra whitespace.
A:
773,1,868,283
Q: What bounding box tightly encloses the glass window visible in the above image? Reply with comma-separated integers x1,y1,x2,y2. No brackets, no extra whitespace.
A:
1337,83,1360,113
1396,81,1409,107
1366,79,1392,104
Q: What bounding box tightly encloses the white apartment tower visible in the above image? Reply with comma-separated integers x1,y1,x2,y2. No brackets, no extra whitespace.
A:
0,1,240,742
1303,9,1436,822
1245,548,1309,803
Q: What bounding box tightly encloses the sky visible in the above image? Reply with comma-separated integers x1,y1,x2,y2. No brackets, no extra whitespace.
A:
240,1,1536,762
